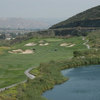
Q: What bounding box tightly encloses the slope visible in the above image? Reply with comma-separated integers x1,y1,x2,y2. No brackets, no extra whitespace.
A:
50,5,100,29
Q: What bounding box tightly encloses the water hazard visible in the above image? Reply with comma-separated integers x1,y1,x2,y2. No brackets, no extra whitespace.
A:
43,65,100,100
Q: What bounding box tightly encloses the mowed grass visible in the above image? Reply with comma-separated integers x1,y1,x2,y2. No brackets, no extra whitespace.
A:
0,37,86,88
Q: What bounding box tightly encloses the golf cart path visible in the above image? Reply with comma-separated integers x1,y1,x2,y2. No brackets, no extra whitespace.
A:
24,67,35,79
83,37,90,49
0,67,35,92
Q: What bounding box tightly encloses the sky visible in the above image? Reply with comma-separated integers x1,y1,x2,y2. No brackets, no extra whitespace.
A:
0,0,100,20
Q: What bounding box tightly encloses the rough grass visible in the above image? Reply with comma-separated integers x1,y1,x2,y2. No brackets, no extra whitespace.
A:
0,47,10,55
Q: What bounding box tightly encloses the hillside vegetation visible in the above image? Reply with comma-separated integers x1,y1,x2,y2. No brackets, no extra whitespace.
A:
50,5,100,29
87,30,100,48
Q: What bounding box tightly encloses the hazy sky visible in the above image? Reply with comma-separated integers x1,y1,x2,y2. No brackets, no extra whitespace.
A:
0,0,100,19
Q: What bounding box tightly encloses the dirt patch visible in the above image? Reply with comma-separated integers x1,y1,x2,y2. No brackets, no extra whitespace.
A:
25,42,37,46
0,47,11,55
39,43,49,46
8,49,34,54
0,47,10,49
60,43,75,47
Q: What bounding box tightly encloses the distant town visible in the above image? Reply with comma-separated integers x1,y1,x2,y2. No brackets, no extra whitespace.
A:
0,28,42,40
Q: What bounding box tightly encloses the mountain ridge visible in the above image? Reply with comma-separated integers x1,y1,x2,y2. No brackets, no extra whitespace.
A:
50,5,100,29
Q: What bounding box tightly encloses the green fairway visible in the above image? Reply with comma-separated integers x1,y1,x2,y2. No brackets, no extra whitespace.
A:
0,37,86,88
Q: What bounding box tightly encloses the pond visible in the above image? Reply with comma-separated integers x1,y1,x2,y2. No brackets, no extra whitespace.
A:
43,65,100,100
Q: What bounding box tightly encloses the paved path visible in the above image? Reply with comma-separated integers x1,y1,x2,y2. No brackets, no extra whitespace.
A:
24,67,35,79
83,37,90,49
0,67,35,92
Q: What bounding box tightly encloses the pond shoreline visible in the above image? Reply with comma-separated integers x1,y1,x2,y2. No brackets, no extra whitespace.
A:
1,57,100,100
40,58,100,100
43,65,100,100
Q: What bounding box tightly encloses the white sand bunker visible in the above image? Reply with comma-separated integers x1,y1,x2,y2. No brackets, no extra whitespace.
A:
60,43,75,47
8,49,23,53
39,43,49,46
25,42,37,46
9,49,34,54
21,49,34,54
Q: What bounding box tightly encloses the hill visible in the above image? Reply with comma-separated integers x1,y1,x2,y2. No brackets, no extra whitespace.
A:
0,18,49,29
50,5,100,29
4,5,100,46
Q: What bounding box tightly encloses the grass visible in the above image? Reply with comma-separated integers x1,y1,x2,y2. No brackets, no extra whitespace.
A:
0,47,10,55
0,37,86,88
1,56,100,100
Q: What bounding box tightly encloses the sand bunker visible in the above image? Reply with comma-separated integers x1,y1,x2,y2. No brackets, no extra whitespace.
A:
25,42,37,46
9,49,34,54
39,43,49,46
67,44,75,47
21,49,33,54
39,40,45,43
8,49,23,53
60,43,75,47
60,43,68,46
38,40,49,46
